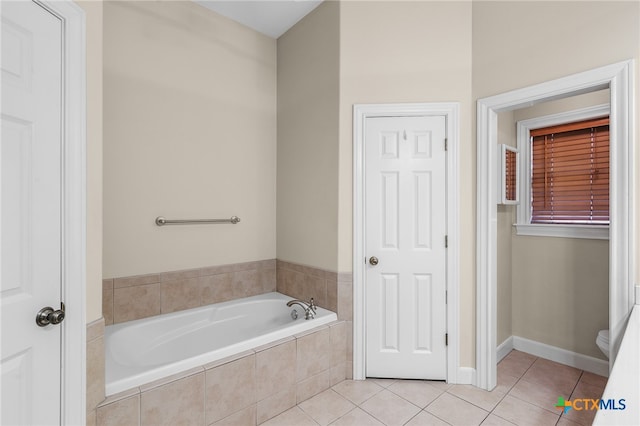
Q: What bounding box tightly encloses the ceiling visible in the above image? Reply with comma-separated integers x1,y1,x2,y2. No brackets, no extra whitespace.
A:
195,1,324,39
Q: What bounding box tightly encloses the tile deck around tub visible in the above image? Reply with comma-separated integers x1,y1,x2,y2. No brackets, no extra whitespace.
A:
95,320,348,426
264,350,607,426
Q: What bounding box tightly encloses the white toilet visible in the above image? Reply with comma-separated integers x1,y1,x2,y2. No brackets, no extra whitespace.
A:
596,329,610,359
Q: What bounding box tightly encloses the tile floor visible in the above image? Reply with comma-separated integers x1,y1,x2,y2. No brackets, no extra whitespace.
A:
262,350,607,426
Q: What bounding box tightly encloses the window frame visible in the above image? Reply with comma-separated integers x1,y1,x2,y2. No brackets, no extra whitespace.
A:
515,104,610,240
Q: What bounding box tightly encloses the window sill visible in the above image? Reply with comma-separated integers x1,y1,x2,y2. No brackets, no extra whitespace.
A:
514,223,609,240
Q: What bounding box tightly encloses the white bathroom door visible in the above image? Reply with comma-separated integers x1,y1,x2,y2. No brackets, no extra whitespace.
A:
1,1,64,424
364,115,447,379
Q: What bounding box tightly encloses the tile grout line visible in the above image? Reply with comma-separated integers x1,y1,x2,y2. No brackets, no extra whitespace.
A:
485,371,519,419
411,406,454,426
296,389,335,425
442,385,504,417
499,353,537,408
437,391,492,421
333,381,385,408
556,370,585,425
330,405,359,426
383,382,437,411
478,411,491,426
483,374,519,426
400,409,423,426
495,353,531,420
489,412,519,425
504,355,591,424
489,354,532,424
355,388,413,426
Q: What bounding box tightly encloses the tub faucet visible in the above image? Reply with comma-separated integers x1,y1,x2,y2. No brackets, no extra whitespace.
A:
286,299,316,320
304,298,317,316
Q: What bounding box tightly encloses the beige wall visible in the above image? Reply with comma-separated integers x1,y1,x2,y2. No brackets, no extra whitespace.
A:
512,237,609,358
276,2,340,272
95,0,638,367
76,1,103,323
514,90,610,122
472,2,639,99
103,2,277,279
473,0,639,364
496,111,515,346
338,0,474,365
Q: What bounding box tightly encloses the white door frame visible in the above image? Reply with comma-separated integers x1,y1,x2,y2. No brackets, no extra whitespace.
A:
476,60,635,390
353,103,461,383
35,0,87,423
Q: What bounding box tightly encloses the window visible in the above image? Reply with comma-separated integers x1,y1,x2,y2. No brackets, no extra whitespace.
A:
515,105,610,239
530,117,609,224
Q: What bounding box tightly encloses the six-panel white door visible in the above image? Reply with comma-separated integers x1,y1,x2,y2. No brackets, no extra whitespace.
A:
1,1,63,424
365,115,447,379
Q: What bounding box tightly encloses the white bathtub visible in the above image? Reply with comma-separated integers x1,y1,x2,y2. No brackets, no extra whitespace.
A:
105,292,337,396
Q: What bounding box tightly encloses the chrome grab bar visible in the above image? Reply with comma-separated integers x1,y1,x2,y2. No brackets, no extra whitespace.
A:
155,216,241,226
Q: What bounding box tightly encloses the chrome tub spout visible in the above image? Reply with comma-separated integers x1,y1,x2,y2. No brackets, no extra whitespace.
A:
286,299,316,320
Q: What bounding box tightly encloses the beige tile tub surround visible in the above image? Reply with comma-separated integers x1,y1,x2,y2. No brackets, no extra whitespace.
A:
206,354,256,423
102,279,113,325
97,392,140,426
87,318,106,421
337,273,353,379
143,373,205,425
276,260,340,313
96,320,347,426
103,259,276,324
277,261,353,379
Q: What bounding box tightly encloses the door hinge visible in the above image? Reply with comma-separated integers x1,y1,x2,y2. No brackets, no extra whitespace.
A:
445,333,448,346
444,138,448,151
445,290,448,304
445,235,448,248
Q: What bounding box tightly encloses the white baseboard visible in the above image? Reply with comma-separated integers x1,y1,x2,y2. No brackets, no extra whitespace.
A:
497,336,514,363
504,336,609,377
455,367,476,385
